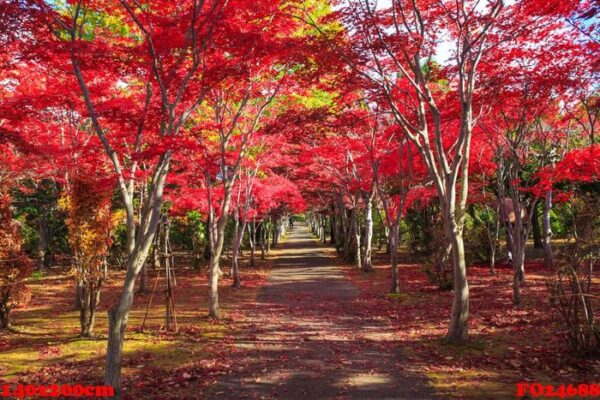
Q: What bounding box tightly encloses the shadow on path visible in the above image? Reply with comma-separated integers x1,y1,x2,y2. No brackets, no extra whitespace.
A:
210,222,435,399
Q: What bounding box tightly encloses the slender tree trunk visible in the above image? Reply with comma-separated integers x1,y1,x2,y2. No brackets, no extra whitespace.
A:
80,282,101,337
352,206,362,269
330,208,336,244
513,245,525,307
542,190,554,268
362,195,374,272
36,218,48,269
531,204,542,249
249,221,256,268
203,217,211,261
137,184,148,293
208,211,227,318
231,211,240,277
389,224,400,293
258,223,266,260
231,221,246,289
104,153,171,397
342,208,352,261
489,211,500,275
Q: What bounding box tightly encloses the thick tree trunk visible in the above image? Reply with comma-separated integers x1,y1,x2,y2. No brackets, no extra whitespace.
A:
105,253,149,396
0,307,10,329
138,263,148,294
542,190,554,268
270,221,276,246
75,280,83,309
445,228,469,343
389,224,400,293
362,195,374,272
208,253,221,317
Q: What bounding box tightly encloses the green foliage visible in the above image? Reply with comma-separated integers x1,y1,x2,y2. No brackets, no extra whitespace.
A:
464,206,496,267
12,179,69,265
53,0,132,41
292,88,336,109
169,211,207,268
170,211,206,251
292,0,341,38
30,270,44,281
404,206,435,259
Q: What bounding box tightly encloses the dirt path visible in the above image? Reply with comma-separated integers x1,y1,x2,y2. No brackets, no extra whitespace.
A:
210,223,435,399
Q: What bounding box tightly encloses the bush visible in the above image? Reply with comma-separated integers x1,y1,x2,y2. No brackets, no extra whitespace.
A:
548,194,600,356
422,220,453,291
0,188,32,329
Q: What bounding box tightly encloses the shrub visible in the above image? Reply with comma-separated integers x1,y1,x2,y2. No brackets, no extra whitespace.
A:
0,188,32,329
549,194,600,356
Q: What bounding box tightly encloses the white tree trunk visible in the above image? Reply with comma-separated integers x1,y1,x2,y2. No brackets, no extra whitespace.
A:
362,194,374,272
542,190,554,268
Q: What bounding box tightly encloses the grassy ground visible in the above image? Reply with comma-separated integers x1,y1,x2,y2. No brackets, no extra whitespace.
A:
0,256,271,399
341,245,600,399
2,234,599,399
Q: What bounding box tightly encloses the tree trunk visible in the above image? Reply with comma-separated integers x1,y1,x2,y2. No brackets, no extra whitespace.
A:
203,217,211,260
80,282,101,338
352,206,362,269
362,195,374,272
531,204,542,249
445,228,469,343
342,208,352,261
104,153,171,397
271,221,277,246
0,307,10,329
249,222,256,268
389,224,400,293
513,247,525,307
36,217,48,269
489,211,500,275
105,253,149,396
542,190,554,268
75,280,83,310
231,220,246,289
258,223,266,260
208,253,221,318
138,263,148,294
330,206,336,244
208,211,227,318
